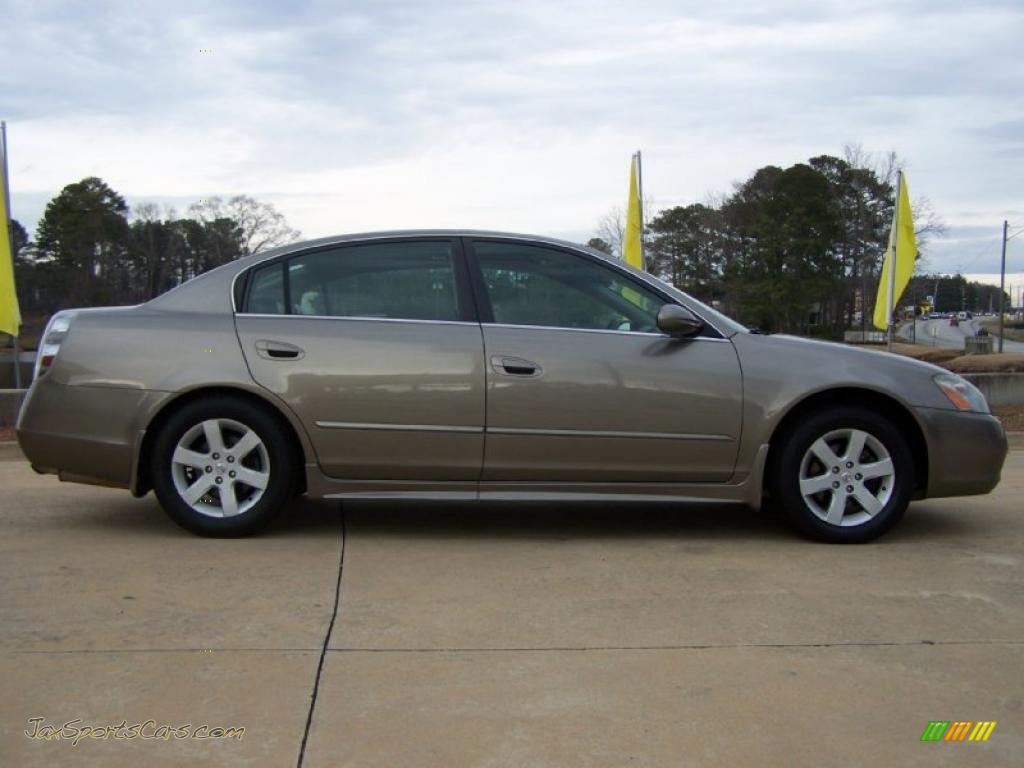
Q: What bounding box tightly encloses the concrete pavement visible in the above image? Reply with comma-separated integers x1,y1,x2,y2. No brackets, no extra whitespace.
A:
2,443,1022,767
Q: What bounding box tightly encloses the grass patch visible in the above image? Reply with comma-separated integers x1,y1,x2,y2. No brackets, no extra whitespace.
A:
944,353,1024,373
980,319,1024,343
879,343,1024,373
888,344,962,364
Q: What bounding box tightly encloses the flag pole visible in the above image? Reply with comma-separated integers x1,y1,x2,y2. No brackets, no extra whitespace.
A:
1,121,20,389
887,170,902,351
635,150,644,271
998,220,1007,354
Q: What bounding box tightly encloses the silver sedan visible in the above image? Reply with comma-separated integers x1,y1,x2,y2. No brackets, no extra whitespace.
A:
17,231,1008,541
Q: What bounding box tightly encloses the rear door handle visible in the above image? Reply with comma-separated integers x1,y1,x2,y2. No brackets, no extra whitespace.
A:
490,356,542,377
255,339,305,361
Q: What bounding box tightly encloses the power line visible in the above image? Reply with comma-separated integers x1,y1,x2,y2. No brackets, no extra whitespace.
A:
956,233,1003,272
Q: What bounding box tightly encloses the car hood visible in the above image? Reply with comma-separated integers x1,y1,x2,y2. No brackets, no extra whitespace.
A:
766,333,950,376
731,332,959,411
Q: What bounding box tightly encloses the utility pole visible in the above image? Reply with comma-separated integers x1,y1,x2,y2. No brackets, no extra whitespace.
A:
998,220,1008,353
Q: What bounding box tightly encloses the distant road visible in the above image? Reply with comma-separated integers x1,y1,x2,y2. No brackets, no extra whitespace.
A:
897,318,1024,353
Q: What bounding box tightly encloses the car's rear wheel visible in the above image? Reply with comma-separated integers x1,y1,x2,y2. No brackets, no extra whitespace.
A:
151,397,295,536
771,406,914,543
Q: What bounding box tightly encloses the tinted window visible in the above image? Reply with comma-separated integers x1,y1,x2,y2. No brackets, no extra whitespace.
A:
247,263,285,314
474,242,663,332
244,241,461,321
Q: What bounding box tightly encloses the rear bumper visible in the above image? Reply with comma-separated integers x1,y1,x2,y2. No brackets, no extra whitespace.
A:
915,406,1008,498
16,378,162,490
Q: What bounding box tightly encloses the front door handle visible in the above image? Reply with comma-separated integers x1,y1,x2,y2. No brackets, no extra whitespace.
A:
255,339,305,361
490,355,542,377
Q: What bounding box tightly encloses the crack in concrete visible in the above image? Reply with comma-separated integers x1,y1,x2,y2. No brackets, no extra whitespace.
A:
10,639,1023,655
296,509,346,768
324,639,1024,653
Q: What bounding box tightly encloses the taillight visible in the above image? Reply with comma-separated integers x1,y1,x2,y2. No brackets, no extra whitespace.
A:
33,311,77,381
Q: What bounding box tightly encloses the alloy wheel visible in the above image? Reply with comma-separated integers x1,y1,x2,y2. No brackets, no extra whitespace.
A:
170,418,270,518
797,428,895,527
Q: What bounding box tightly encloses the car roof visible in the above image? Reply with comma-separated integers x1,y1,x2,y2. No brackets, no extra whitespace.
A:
236,229,603,267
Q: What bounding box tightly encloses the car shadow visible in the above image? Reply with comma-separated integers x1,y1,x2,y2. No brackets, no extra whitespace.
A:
276,498,785,542
49,491,993,545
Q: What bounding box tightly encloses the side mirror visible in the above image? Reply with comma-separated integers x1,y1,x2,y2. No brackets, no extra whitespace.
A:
656,304,703,338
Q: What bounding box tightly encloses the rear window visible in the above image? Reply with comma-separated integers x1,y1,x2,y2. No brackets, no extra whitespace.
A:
242,240,461,322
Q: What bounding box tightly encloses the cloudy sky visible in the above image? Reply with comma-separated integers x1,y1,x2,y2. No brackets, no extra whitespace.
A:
3,0,1022,284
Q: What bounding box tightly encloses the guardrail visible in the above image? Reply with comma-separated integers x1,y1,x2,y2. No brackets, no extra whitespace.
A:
0,389,26,428
0,351,35,389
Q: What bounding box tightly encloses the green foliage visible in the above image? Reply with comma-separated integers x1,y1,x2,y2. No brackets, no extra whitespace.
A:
641,153,919,336
908,274,1010,314
9,219,29,256
34,177,130,307
648,203,723,304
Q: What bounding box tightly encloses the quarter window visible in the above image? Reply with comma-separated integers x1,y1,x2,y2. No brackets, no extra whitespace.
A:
244,241,461,321
473,242,663,332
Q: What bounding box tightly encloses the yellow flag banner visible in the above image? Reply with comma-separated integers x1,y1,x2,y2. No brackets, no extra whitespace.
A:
623,154,643,270
0,129,22,338
873,173,917,330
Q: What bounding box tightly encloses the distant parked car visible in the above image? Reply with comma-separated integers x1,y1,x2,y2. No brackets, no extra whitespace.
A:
17,231,1008,542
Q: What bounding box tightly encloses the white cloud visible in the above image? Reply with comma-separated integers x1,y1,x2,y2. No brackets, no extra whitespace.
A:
3,0,1024,275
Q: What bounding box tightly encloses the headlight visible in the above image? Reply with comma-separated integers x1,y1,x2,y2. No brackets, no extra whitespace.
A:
933,373,989,413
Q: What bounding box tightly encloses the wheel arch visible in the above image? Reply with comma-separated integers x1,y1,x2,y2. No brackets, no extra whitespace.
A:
765,387,929,498
133,385,311,497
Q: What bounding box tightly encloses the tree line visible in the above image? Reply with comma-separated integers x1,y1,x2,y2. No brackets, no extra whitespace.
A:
9,155,1009,337
586,147,996,336
11,177,300,313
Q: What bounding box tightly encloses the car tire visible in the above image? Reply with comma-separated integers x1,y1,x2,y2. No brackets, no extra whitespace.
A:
771,406,914,543
151,397,296,536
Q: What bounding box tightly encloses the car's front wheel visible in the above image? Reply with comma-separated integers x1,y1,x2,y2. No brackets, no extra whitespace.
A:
151,397,296,536
771,406,914,543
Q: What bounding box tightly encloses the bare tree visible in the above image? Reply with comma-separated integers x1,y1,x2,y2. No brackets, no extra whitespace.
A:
594,194,657,260
843,143,946,255
596,206,626,258
188,195,301,255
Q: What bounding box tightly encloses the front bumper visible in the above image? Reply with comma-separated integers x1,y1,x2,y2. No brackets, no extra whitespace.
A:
915,406,1008,499
16,378,163,490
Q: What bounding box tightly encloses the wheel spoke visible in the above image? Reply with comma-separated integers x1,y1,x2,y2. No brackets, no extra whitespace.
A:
852,487,883,516
202,419,226,454
809,438,841,468
230,429,261,460
860,457,894,481
825,491,847,525
182,476,215,506
234,466,269,490
173,446,209,470
221,484,240,517
800,474,835,496
845,430,868,463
